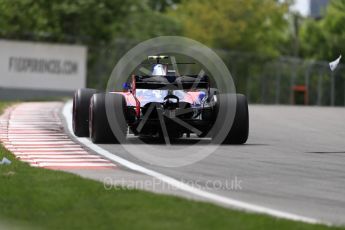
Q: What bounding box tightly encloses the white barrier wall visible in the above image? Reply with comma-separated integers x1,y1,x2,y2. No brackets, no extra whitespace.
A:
0,40,87,91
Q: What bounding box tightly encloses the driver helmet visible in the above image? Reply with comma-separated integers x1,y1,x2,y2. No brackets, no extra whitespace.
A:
152,64,167,76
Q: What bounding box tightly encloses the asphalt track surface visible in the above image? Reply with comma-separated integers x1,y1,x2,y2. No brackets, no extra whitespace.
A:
3,102,344,225
63,104,345,226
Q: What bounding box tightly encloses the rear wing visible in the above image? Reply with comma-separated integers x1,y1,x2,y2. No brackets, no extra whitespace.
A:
134,75,209,90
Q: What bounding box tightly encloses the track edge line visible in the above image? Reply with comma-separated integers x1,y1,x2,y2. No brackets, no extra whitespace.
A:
62,100,331,226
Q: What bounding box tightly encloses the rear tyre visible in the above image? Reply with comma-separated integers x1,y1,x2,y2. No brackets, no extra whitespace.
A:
221,94,249,144
73,88,97,137
89,93,127,143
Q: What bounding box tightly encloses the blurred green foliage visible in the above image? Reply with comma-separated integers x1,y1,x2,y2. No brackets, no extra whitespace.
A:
0,0,291,55
0,0,344,104
168,0,289,56
0,0,182,88
300,0,345,60
0,0,181,44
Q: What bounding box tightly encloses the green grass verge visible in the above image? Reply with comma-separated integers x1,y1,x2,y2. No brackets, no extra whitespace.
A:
0,102,13,114
0,102,343,230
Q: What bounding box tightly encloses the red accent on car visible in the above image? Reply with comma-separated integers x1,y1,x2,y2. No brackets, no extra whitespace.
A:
131,75,136,96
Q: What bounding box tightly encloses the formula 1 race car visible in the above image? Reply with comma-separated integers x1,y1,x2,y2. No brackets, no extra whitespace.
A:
72,56,249,144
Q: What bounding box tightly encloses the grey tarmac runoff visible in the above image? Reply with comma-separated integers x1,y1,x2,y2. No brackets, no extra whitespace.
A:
65,102,345,225
2,101,345,226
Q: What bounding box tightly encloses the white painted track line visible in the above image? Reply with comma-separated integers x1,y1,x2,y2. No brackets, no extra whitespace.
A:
61,100,328,225
6,148,85,152
18,155,103,159
23,158,109,163
36,162,116,167
13,152,91,155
